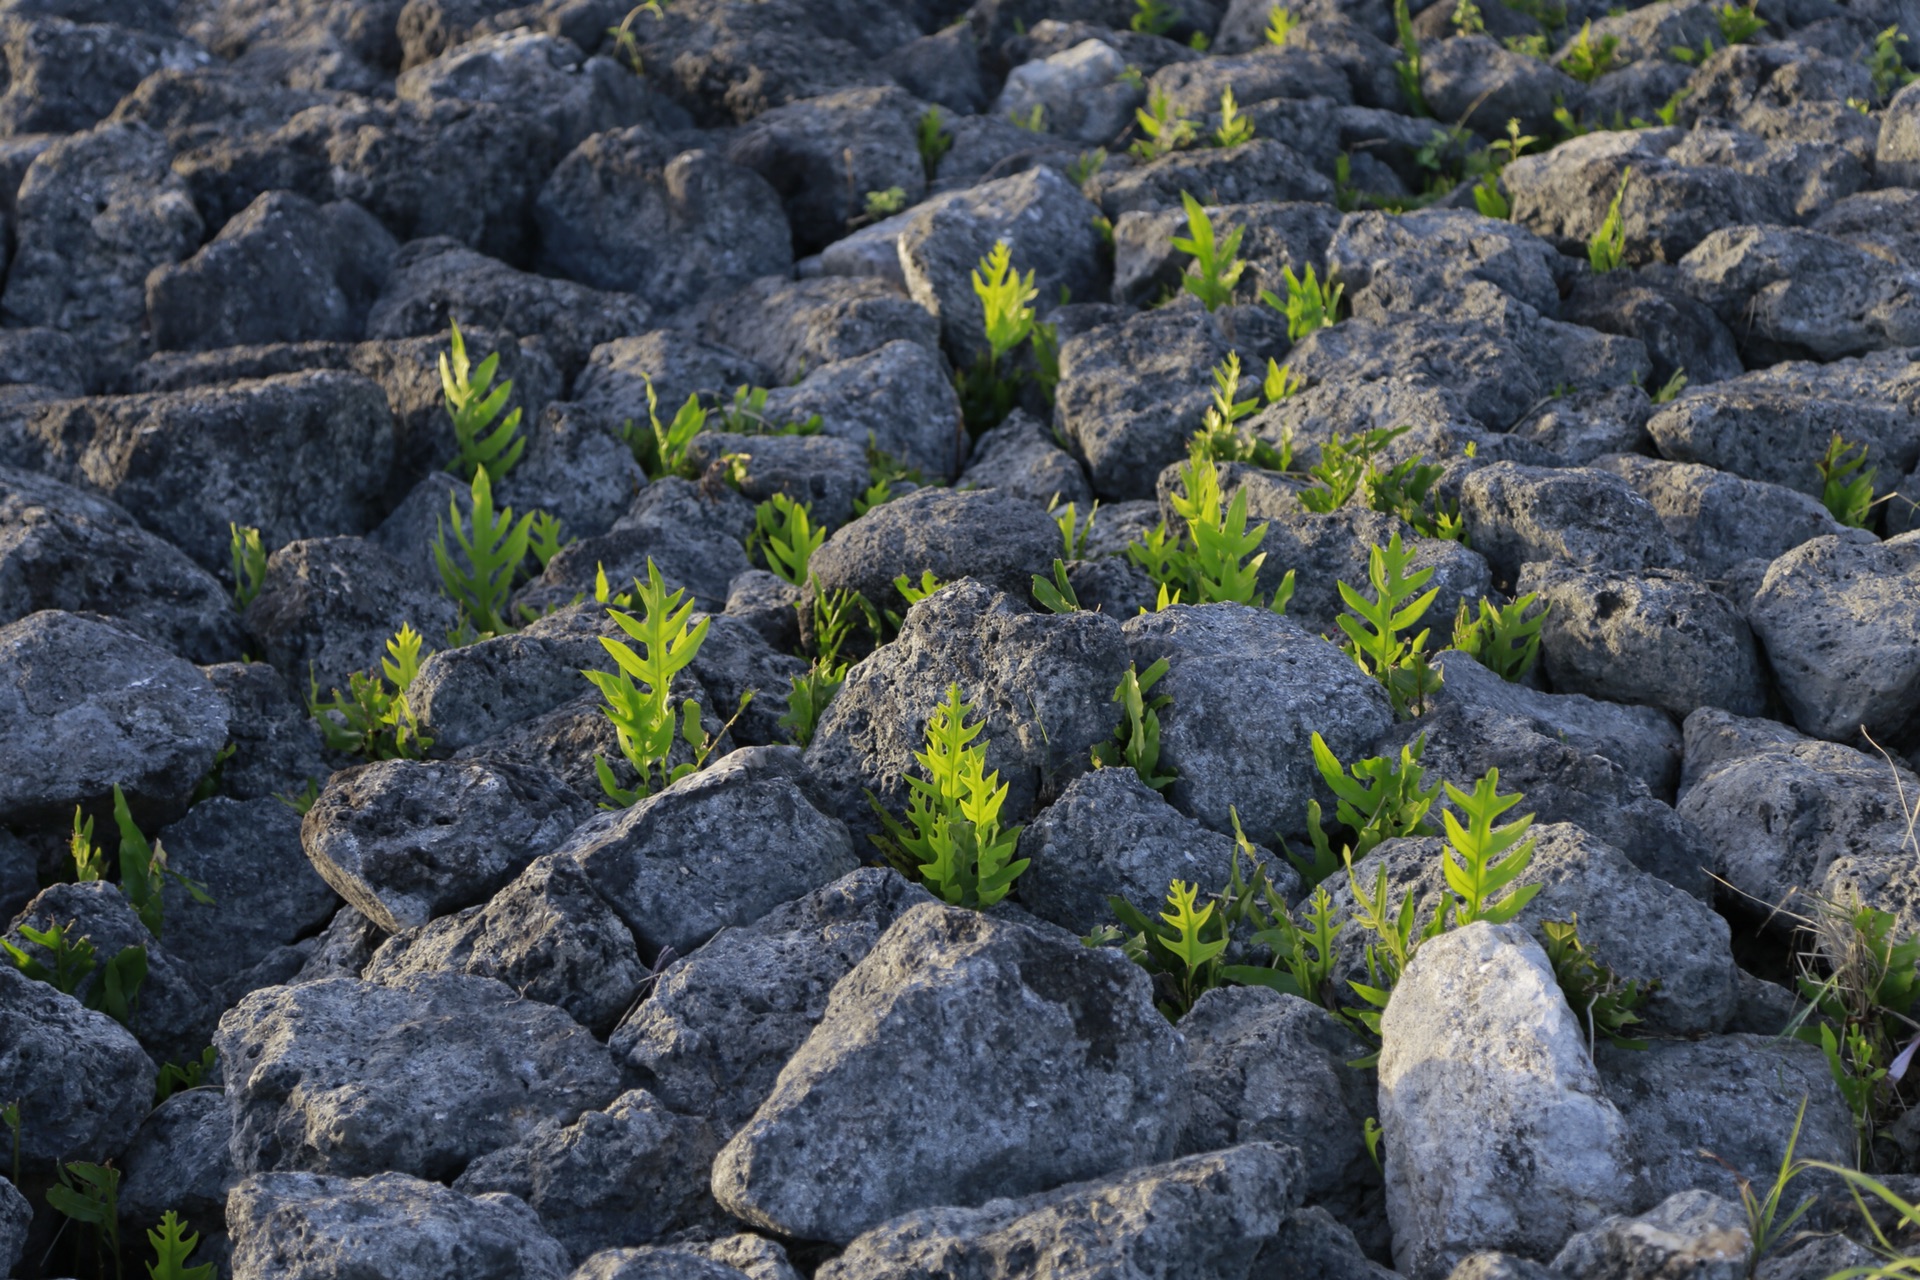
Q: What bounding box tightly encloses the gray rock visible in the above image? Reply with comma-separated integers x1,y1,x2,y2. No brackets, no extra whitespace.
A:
1550,1191,1749,1280
0,829,32,922
692,1235,802,1280
1461,463,1683,586
0,960,155,1174
758,339,964,482
408,601,620,752
1518,563,1767,721
1645,380,1920,502
897,166,1106,365
1088,137,1335,218
1755,1235,1879,1280
302,757,590,934
396,29,645,153
147,191,398,351
216,973,622,1179
1178,986,1377,1211
573,1249,752,1280
817,1144,1310,1280
363,852,645,1035
557,746,855,959
804,579,1129,833
1420,33,1579,136
1597,1034,1852,1210
1447,1256,1570,1280
0,1174,25,1278
200,661,330,803
1019,765,1293,936
725,87,925,255
243,536,459,698
157,796,341,1006
1560,270,1744,391
994,37,1141,145
120,1086,237,1235
1508,386,1654,467
534,127,791,314
711,901,1183,1244
0,609,228,825
1664,124,1867,223
1880,78,1920,187
685,613,808,749
1,120,201,380
610,867,935,1129
1112,199,1339,309
1676,708,1920,928
1329,208,1566,322
0,14,205,135
0,463,244,663
1380,922,1635,1280
367,237,653,382
804,487,1058,618
1056,306,1231,500
293,904,387,985
453,1089,721,1263
1593,453,1857,578
683,429,871,533
702,275,940,388
22,371,396,571
1748,533,1920,747
499,401,646,542
883,21,985,114
958,409,1094,508
1679,225,1920,363
1810,188,1920,273
227,1170,572,1280
1121,603,1393,842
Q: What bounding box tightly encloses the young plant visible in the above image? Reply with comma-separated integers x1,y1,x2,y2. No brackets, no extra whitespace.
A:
147,1210,216,1280
1818,433,1877,528
1260,264,1344,340
1266,4,1298,44
864,187,907,218
750,493,826,586
955,240,1043,434
1300,425,1458,538
1441,769,1540,925
48,1159,121,1280
1091,659,1176,790
1067,148,1108,189
1291,732,1440,884
1716,1,1764,43
584,560,719,806
1264,358,1303,405
1336,534,1442,718
1213,85,1255,146
1450,593,1548,682
1542,913,1654,1051
780,577,874,747
1869,25,1918,102
1127,449,1296,612
435,469,536,638
108,785,209,940
1558,21,1620,82
1700,1099,1816,1275
623,374,709,479
1031,558,1082,613
1453,0,1486,33
1652,366,1689,403
1587,168,1632,272
1393,0,1427,114
309,624,434,761
1173,192,1246,312
154,1046,217,1106
1131,0,1177,34
917,106,952,179
529,510,569,570
869,684,1027,909
1191,353,1286,468
441,319,525,485
228,523,267,610
1131,88,1197,161
1009,104,1046,132
1049,496,1099,560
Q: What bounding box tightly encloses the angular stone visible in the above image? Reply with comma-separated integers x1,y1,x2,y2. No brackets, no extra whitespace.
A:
0,960,155,1175
1551,1191,1748,1280
1461,463,1683,585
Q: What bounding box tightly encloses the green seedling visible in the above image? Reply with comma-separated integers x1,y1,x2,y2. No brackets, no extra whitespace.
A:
69,806,103,882
1266,4,1298,44
309,624,434,761
274,778,320,815
1453,0,1486,33
1091,659,1175,790
718,384,817,436
1131,0,1177,33
48,1159,122,1280
1264,358,1303,405
864,187,906,218
1818,433,1877,528
1009,103,1046,131
894,569,946,606
870,684,1027,909
1558,21,1620,81
528,510,569,569
1032,558,1082,613
1049,495,1099,559
1127,447,1296,612
623,374,709,480
1173,191,1245,312
917,107,952,179
1292,732,1440,884
1451,593,1547,682
147,1210,215,1280
1299,425,1457,537
1652,366,1688,403
1473,172,1509,219
1508,32,1553,57
1587,168,1631,271
4,919,97,997
606,1,663,73
1543,913,1654,1050
1067,148,1108,189
955,240,1043,433
1668,34,1715,63
154,1046,216,1106
1214,85,1255,146
1870,25,1917,102
750,493,826,586
1441,769,1540,925
1701,1099,1814,1273
441,318,524,485
1131,88,1197,161
1260,264,1344,340
1716,1,1764,42
780,576,874,747
1336,534,1442,717
1192,353,1287,468
1393,0,1427,114
585,560,720,806
228,523,266,610
435,469,536,638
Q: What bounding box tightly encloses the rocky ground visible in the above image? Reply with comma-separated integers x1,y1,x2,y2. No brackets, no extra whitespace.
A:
0,0,1919,1277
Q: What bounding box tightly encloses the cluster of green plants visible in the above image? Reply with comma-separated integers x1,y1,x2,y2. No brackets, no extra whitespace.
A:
1336,533,1443,718
1298,424,1464,540
953,240,1060,434
1091,660,1177,790
1557,21,1620,81
1189,352,1291,468
308,624,433,761
1867,25,1917,103
1266,4,1298,44
34,1148,214,1280
1451,593,1547,681
1818,433,1881,529
1132,88,1197,160
1126,446,1297,613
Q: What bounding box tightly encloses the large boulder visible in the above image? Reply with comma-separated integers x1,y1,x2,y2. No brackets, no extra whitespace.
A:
0,962,156,1175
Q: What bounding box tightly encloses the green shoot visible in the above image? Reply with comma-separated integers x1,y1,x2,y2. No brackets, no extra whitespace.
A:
955,240,1041,434
1450,593,1547,682
1336,533,1442,717
154,1046,217,1106
1191,352,1287,468
584,560,714,806
1870,26,1917,102
228,523,266,610
1131,0,1177,34
864,187,907,218
1543,913,1654,1050
1126,448,1295,613
918,107,952,179
1292,732,1440,884
623,374,709,480
3,920,97,997
441,319,524,485
750,493,826,586
1173,192,1245,312
780,576,872,747
1473,172,1509,219
70,806,103,882
1213,86,1254,147
1818,433,1877,529
1587,168,1631,272
1299,425,1458,538
48,1160,121,1280
869,684,1027,909
1259,264,1343,340
1558,21,1620,82
309,624,434,761
1716,1,1764,43
434,469,535,638
147,1210,216,1280
1264,359,1303,405
110,783,211,941
1440,769,1539,925
1266,4,1298,44
1131,88,1196,161
1091,659,1175,790
1031,558,1082,613
893,569,946,607
273,778,320,815
1453,0,1486,33
1067,149,1108,189
718,384,822,437
1049,495,1099,559
1394,0,1427,115
1009,104,1046,132
1652,366,1688,403
528,510,569,569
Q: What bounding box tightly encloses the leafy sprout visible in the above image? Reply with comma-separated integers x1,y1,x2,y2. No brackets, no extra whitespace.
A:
1091,659,1175,790
1558,21,1620,82
228,523,267,610
441,318,525,486
1587,168,1631,272
1818,433,1878,529
309,625,434,762
1131,0,1177,34
1716,1,1764,43
1260,264,1344,340
1336,533,1442,718
1869,26,1917,102
917,107,952,179
750,493,826,586
1213,85,1255,147
1032,558,1082,613
147,1210,216,1280
1450,593,1548,682
1393,0,1427,114
1266,4,1298,44
623,373,709,480
863,187,907,218
1291,732,1440,884
1173,192,1245,312
1131,88,1197,161
1542,913,1654,1051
